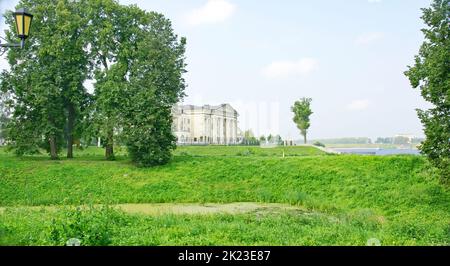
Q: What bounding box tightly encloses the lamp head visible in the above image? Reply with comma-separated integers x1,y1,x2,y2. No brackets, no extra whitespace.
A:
13,8,33,40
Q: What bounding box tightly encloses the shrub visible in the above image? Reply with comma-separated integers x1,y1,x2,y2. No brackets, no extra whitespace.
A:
313,141,325,148
47,205,122,246
236,149,254,156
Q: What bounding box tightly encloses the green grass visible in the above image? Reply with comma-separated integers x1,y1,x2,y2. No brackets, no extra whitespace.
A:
0,206,426,246
173,145,325,157
0,146,449,246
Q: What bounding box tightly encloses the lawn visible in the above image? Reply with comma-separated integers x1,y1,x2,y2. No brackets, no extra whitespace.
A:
0,146,448,246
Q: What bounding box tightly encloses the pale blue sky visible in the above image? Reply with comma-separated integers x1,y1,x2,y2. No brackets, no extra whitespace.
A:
1,0,432,140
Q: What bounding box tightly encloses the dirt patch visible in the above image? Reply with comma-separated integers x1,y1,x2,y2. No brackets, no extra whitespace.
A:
116,202,306,215
0,202,306,216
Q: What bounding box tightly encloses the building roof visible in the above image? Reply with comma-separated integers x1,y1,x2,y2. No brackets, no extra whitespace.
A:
174,103,239,117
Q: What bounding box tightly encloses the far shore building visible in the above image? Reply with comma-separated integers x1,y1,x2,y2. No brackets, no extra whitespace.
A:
172,104,243,145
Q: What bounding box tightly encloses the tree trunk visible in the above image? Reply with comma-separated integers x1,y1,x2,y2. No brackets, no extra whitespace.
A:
303,134,307,144
101,56,115,161
105,127,115,161
67,104,75,159
49,136,58,160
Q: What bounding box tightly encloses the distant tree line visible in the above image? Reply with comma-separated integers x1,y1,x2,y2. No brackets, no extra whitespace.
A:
0,0,186,167
309,137,372,145
241,130,284,146
241,130,259,146
375,137,424,145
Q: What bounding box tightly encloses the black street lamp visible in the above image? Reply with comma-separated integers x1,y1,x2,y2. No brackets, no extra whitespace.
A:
0,8,33,55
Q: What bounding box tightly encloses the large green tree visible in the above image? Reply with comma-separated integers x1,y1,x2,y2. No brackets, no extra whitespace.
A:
1,0,186,166
84,1,187,165
122,11,186,166
1,0,90,159
291,98,313,144
405,0,449,180
84,0,131,160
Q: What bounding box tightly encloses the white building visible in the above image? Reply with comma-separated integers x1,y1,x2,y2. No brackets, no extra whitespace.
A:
172,104,242,145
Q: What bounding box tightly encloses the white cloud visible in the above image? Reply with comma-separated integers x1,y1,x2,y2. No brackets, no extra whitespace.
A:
186,0,236,26
346,100,370,111
355,32,384,46
262,58,319,79
368,0,382,3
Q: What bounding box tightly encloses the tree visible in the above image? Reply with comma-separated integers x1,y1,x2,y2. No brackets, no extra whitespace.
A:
274,135,283,145
1,0,186,166
291,98,313,144
84,0,130,161
244,130,254,139
242,130,259,145
55,0,90,159
267,134,274,143
1,0,89,160
0,91,12,145
404,0,449,180
376,137,393,144
120,10,187,167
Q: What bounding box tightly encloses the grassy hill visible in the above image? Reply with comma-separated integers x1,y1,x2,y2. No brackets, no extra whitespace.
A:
0,146,448,246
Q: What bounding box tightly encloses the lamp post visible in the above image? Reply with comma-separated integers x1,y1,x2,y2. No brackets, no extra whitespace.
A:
0,8,33,55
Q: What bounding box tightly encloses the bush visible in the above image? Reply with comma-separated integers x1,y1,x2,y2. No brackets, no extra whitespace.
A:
313,141,325,148
236,149,254,156
124,107,177,167
47,205,122,246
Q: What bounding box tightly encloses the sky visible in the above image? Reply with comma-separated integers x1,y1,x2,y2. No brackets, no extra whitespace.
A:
0,0,433,140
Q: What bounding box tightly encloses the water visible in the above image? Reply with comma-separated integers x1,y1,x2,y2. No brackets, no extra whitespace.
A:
331,148,421,156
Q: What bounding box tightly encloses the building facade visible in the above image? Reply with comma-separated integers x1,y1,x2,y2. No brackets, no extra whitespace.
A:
172,104,242,145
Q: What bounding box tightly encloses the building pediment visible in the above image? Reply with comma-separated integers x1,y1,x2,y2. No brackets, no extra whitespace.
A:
175,103,238,118
210,104,238,117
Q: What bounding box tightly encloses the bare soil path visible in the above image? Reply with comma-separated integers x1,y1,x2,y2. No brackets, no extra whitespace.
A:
0,202,308,216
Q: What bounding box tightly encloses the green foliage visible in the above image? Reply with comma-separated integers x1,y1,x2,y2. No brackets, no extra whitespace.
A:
0,146,448,245
0,208,424,246
86,0,138,161
242,130,259,145
236,149,254,156
313,141,325,148
1,0,186,166
404,0,450,181
84,1,187,165
291,98,313,144
47,205,121,246
120,13,186,166
0,92,12,144
375,137,393,144
174,145,323,157
1,0,90,159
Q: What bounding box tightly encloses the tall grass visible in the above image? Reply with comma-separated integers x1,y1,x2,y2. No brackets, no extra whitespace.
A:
0,146,448,246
